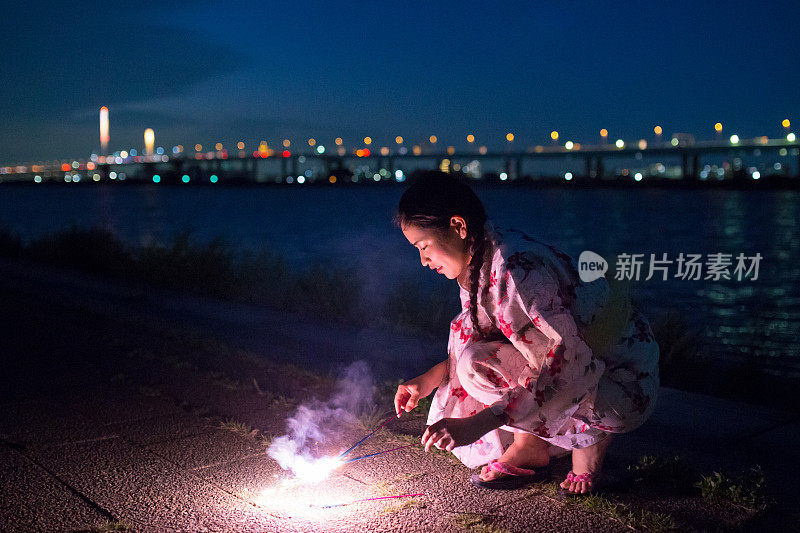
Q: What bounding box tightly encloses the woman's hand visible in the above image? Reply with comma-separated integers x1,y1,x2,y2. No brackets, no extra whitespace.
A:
421,409,507,452
394,360,447,416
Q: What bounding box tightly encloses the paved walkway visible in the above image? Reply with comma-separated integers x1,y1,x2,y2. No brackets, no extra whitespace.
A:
1,258,797,531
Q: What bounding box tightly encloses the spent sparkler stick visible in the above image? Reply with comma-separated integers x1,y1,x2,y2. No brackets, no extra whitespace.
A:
343,444,415,464
339,413,398,458
314,493,424,509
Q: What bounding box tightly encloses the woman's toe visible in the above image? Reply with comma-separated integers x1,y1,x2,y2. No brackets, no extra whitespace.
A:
479,467,501,482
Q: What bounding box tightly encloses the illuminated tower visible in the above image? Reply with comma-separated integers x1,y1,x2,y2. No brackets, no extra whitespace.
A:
144,128,155,157
99,106,110,155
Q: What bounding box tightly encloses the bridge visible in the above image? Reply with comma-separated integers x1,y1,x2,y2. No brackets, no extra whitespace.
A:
2,137,799,186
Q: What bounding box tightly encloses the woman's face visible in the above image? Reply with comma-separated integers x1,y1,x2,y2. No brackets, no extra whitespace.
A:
402,217,471,282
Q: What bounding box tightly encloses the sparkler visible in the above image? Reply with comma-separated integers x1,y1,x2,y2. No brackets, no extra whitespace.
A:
313,493,424,508
343,444,415,464
338,413,398,458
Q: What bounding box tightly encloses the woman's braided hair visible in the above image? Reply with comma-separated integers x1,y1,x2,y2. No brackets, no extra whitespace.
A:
396,171,489,339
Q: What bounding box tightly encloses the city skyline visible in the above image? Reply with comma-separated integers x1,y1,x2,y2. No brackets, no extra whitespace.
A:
2,1,799,164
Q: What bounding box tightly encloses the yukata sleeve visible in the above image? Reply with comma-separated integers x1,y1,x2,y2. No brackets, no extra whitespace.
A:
491,254,603,437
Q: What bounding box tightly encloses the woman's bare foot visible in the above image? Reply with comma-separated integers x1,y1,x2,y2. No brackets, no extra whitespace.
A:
479,432,550,482
559,434,614,494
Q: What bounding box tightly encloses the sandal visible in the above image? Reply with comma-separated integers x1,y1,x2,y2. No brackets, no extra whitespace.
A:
557,470,604,497
469,459,551,490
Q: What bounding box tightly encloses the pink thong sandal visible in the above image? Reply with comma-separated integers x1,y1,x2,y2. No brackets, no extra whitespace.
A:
469,459,551,490
557,470,603,497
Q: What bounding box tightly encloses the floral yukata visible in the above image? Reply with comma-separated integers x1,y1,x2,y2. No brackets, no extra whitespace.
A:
426,227,660,468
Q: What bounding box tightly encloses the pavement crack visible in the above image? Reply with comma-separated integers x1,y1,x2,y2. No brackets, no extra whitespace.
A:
0,436,117,523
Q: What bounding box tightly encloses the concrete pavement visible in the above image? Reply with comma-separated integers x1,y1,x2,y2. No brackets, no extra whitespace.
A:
1,258,797,531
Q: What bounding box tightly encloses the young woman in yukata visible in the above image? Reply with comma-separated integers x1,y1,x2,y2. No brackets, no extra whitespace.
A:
393,171,659,495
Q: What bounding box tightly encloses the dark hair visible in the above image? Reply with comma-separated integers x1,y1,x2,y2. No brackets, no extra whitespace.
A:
396,171,489,339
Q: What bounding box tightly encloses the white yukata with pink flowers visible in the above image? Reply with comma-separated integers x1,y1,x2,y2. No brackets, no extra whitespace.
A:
426,226,659,469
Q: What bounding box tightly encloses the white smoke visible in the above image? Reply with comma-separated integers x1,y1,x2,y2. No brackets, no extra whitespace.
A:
267,360,376,483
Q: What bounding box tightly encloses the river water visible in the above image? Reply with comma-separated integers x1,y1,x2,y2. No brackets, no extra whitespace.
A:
2,184,798,377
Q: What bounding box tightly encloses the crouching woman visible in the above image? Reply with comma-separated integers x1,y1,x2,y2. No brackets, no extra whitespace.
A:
394,171,659,495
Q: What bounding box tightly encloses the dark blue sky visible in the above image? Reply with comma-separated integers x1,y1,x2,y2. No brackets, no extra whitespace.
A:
2,1,798,163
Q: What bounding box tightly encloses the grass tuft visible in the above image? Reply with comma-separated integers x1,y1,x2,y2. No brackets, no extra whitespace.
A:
219,418,259,440
81,519,133,532
695,466,769,511
573,492,678,531
355,405,390,431
451,512,509,533
628,454,692,490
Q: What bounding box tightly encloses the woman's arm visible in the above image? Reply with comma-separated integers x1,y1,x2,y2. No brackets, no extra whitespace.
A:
394,359,448,416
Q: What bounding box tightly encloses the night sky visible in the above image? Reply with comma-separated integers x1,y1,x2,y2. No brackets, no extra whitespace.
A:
2,1,798,164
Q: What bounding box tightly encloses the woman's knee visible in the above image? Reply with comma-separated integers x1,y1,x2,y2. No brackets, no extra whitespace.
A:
456,342,497,382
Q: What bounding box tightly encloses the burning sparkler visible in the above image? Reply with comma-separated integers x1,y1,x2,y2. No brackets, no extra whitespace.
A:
261,362,427,515
343,444,415,464
339,414,398,458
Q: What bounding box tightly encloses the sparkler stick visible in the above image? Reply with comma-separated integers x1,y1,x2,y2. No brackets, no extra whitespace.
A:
315,493,424,508
343,444,415,464
339,413,397,458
